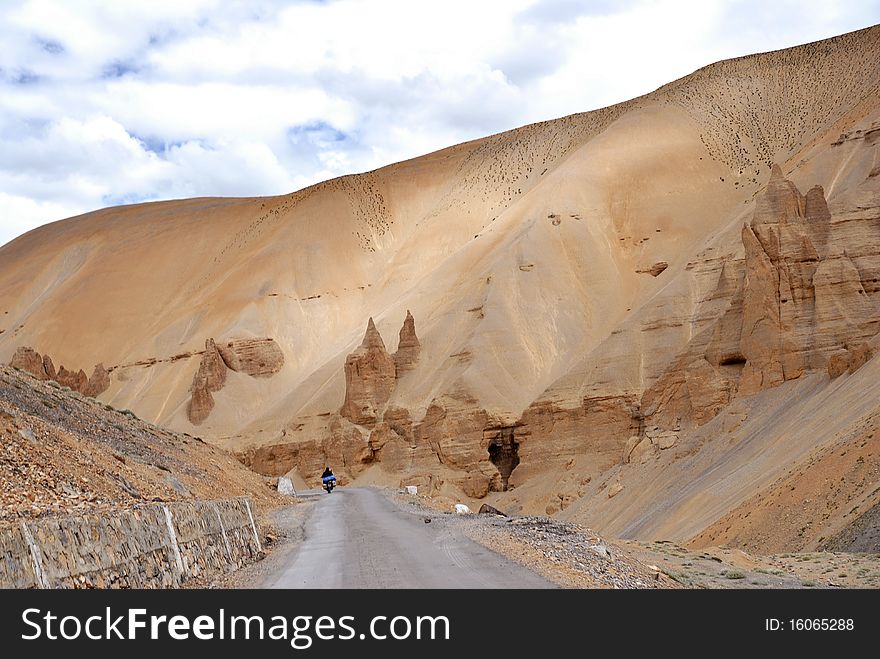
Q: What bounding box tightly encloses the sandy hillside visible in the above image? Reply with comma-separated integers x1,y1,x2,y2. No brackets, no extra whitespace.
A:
2,25,880,552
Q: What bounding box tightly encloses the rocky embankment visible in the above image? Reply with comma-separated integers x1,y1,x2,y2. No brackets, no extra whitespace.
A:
0,364,279,525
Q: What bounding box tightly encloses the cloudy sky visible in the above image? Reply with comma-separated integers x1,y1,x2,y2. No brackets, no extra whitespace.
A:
0,0,877,246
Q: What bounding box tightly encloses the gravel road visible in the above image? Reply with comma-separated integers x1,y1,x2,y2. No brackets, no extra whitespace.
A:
258,487,553,589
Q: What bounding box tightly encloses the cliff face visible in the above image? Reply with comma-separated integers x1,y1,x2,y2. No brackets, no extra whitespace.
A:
642,167,879,435
517,165,880,473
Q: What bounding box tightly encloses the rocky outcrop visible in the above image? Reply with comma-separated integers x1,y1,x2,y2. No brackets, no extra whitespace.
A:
310,312,421,473
734,169,877,387
414,394,496,496
10,347,48,379
42,354,56,380
393,310,421,377
187,386,214,426
187,339,227,425
637,261,669,277
225,163,880,502
737,166,835,392
640,356,733,433
197,339,228,391
217,338,284,378
848,342,876,373
9,346,110,397
827,352,851,378
643,166,880,432
187,336,284,424
84,363,111,397
236,417,373,483
238,396,516,500
237,440,316,478
340,318,397,426
240,387,634,502
510,165,880,487
827,340,877,378
56,366,89,393
516,394,641,478
368,406,415,472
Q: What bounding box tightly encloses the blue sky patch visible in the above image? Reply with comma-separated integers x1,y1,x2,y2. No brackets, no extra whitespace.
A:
102,60,139,79
287,121,349,147
35,36,65,55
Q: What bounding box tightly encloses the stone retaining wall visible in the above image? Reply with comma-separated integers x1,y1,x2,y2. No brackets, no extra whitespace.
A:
0,498,262,588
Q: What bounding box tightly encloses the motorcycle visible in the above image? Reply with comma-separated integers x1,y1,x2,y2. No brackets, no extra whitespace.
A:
322,475,337,493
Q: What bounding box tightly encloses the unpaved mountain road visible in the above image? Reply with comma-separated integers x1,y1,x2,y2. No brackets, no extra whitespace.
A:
258,488,554,589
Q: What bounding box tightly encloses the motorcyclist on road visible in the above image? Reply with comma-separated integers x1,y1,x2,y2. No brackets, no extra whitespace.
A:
321,466,337,493
321,466,336,487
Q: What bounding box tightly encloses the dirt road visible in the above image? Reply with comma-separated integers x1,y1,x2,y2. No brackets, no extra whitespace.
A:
259,488,553,589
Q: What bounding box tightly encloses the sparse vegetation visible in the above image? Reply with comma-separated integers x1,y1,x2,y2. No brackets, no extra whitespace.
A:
662,570,689,585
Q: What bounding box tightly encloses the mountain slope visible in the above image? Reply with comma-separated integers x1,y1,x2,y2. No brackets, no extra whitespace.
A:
2,25,880,549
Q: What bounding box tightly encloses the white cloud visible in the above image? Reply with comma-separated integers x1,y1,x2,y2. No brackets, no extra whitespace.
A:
0,192,87,240
0,0,878,246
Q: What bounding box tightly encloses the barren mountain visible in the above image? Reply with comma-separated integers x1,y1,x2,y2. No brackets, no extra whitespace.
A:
2,25,879,552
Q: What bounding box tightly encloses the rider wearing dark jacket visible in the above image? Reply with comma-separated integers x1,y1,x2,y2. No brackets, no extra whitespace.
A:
321,467,334,479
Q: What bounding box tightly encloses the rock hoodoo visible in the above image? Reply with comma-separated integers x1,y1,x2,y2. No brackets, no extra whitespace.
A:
187,339,227,425
340,318,397,426
42,354,56,380
393,310,421,377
